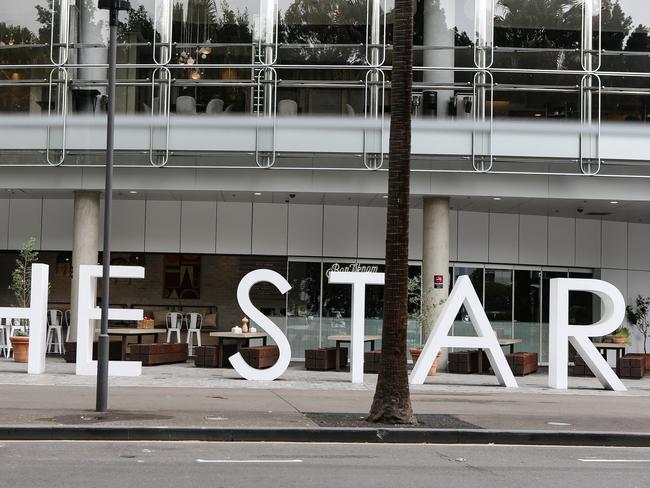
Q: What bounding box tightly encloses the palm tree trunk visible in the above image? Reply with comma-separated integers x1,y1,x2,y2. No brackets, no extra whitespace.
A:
367,0,415,424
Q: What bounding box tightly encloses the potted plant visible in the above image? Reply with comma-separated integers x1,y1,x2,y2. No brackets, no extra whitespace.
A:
612,327,630,345
407,276,444,376
626,295,650,369
10,328,29,363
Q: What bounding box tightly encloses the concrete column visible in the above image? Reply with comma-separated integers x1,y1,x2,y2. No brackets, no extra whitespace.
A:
422,197,450,341
70,191,100,341
423,0,455,117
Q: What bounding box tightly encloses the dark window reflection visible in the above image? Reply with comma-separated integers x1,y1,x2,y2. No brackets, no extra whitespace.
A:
568,271,595,325
485,268,512,338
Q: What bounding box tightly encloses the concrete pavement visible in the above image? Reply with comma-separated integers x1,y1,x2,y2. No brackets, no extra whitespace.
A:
1,358,650,444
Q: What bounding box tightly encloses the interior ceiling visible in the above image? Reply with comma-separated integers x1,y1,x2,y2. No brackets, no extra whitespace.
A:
2,189,650,224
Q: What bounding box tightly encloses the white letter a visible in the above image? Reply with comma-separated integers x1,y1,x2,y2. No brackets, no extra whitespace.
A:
409,275,518,387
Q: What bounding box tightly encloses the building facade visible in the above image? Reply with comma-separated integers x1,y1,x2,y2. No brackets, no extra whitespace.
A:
1,0,650,361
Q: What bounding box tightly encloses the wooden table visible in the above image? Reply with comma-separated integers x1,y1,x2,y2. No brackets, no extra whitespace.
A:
209,332,268,368
105,328,166,361
327,335,382,370
592,342,627,363
478,338,523,373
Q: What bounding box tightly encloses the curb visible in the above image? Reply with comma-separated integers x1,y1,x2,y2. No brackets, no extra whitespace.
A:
2,426,650,446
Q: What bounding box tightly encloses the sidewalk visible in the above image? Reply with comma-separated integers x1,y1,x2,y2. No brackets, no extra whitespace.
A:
1,358,650,444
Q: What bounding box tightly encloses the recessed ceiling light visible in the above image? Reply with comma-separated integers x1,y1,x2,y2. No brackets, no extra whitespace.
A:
609,201,618,204
254,192,262,196
493,197,501,201
129,190,137,194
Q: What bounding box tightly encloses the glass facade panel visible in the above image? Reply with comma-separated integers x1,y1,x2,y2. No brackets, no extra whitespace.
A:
540,270,567,362
275,67,367,116
514,269,541,357
568,270,596,325
493,0,582,71
0,0,53,65
600,0,650,73
453,266,483,336
321,261,353,347
3,0,650,122
277,0,367,65
485,268,513,339
491,72,581,120
287,261,321,358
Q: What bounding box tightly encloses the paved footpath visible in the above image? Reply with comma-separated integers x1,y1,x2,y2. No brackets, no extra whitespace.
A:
1,359,650,443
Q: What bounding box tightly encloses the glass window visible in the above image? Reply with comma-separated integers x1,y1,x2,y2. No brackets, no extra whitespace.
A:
568,270,596,325
493,0,582,71
287,261,321,359
485,268,513,339
453,266,483,336
321,261,385,350
0,1,54,113
490,72,581,121
277,0,367,65
600,0,650,72
514,269,540,357
540,269,567,362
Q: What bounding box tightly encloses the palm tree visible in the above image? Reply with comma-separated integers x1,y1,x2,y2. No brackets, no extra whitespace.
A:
367,0,415,424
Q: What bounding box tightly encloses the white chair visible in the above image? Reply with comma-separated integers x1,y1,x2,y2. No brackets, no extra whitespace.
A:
166,312,183,343
175,95,196,114
344,103,356,117
46,309,64,354
0,318,9,358
185,313,203,356
278,99,298,115
205,98,224,114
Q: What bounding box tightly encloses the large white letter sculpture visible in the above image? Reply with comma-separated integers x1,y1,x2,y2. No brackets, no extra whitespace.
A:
230,269,292,380
328,271,385,384
0,263,49,374
410,275,518,387
549,278,626,391
76,265,145,377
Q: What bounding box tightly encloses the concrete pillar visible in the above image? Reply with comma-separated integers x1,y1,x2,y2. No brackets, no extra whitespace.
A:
70,191,100,341
422,197,450,341
423,0,456,117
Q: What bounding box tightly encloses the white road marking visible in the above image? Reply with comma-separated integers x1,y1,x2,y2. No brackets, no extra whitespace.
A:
546,422,571,426
197,459,303,464
578,459,650,463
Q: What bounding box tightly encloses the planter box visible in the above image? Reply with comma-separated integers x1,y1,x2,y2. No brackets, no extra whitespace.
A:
643,354,650,371
129,342,188,366
195,344,238,368
505,352,538,376
194,345,220,368
63,341,123,363
364,350,382,374
240,345,280,369
447,350,479,374
572,354,594,377
305,347,348,370
617,354,646,379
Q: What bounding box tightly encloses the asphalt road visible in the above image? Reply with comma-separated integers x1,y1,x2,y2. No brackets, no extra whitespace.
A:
2,441,650,488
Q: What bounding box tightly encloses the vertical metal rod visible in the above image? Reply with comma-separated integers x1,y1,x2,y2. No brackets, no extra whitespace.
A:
96,7,118,413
